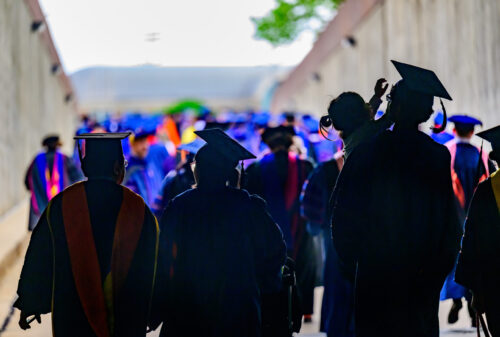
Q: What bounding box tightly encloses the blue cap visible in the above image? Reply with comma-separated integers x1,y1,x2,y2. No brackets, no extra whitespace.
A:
177,139,206,154
448,115,483,126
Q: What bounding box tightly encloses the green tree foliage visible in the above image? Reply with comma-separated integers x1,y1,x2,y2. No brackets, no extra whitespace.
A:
252,0,344,46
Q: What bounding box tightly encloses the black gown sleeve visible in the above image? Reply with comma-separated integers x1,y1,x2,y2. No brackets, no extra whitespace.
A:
330,147,371,281
14,207,54,315
244,162,263,196
435,150,462,275
149,201,179,330
249,195,287,294
455,183,487,292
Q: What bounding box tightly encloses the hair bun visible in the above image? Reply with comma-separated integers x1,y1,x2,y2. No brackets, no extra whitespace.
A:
320,115,332,127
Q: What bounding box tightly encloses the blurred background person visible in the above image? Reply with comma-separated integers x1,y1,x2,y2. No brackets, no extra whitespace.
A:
24,135,82,231
245,125,316,323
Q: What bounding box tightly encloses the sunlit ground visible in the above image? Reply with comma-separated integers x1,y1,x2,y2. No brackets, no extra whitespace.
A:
0,250,477,337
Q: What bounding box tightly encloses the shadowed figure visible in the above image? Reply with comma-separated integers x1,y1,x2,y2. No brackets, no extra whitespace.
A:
456,125,500,336
15,132,160,337
245,126,316,319
153,128,286,337
331,61,461,337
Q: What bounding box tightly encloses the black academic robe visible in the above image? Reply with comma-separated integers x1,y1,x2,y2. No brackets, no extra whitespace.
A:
455,174,500,335
15,179,159,337
331,129,461,337
156,187,286,337
245,151,317,315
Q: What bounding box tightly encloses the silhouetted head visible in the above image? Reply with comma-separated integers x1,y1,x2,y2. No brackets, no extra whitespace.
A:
448,115,483,139
261,126,295,152
193,128,255,190
389,60,452,130
42,135,61,152
388,80,435,128
327,92,371,139
75,133,130,183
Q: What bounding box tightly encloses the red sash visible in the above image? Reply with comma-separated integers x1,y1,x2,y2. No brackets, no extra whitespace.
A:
62,182,145,337
446,140,489,209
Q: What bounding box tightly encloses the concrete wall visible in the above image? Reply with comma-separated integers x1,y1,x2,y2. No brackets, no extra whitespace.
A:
0,0,77,216
273,0,500,129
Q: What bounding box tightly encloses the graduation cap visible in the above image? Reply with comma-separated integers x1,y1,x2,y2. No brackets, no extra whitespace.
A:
177,139,206,155
477,125,500,150
204,121,231,131
194,128,255,167
42,134,61,147
131,128,155,142
74,132,131,167
448,115,483,127
391,60,452,100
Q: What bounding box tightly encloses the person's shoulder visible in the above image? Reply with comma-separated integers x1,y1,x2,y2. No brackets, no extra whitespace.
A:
475,176,494,198
298,157,314,170
422,133,451,165
169,187,196,205
121,184,148,204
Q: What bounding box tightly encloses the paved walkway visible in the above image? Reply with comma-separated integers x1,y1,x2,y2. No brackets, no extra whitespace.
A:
0,255,479,337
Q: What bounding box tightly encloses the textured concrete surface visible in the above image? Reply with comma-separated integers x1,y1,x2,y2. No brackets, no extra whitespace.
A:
0,0,77,218
273,0,500,130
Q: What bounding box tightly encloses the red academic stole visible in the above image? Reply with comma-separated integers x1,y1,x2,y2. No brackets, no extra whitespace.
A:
446,140,490,209
62,182,145,337
285,153,304,258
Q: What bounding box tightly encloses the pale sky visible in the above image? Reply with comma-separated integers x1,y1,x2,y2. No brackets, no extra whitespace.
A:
39,0,316,74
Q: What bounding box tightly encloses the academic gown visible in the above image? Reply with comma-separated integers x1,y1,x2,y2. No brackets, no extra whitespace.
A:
15,179,159,337
151,163,194,218
455,172,500,335
301,157,354,337
440,141,493,301
245,151,316,315
331,129,461,337
148,142,176,178
155,187,286,337
24,150,82,230
124,156,164,207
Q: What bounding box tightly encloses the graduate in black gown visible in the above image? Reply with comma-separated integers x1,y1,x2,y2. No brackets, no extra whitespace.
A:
456,125,500,335
331,61,461,337
301,152,353,337
245,126,315,321
156,128,286,337
15,132,160,337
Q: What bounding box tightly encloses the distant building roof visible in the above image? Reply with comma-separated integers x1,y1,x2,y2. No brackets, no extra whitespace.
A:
71,65,287,112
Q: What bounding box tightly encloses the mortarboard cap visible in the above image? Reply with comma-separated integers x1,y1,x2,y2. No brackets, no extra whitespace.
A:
177,139,206,155
74,132,131,164
194,128,255,166
391,60,452,100
477,125,500,150
448,115,482,126
42,134,61,147
204,121,231,131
